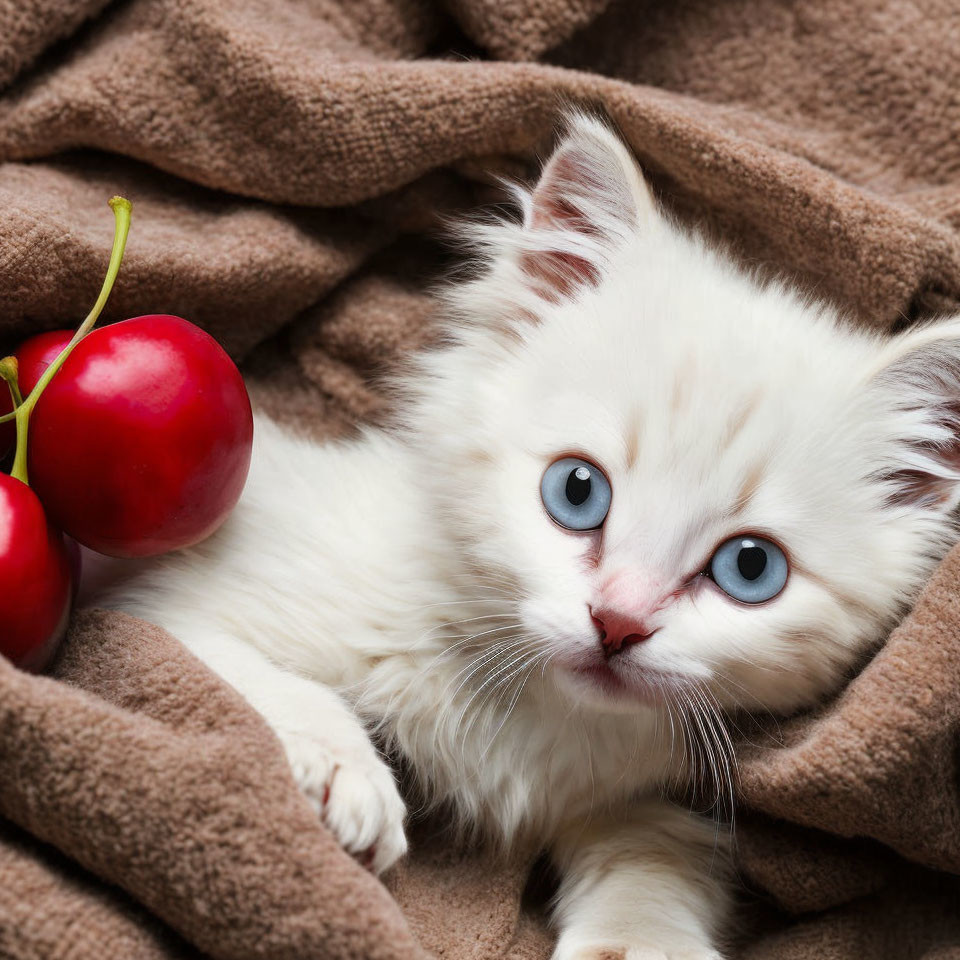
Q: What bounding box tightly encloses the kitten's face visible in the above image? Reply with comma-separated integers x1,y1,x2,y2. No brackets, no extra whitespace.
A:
423,115,960,717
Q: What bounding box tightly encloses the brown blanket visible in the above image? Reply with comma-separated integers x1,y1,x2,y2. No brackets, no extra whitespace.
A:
1,1,959,957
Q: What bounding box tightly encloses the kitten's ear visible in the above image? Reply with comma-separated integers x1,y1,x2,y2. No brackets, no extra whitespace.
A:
870,319,960,510
520,113,656,300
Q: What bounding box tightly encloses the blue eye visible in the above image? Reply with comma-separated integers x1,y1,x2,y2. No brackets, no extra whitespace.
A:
541,457,611,530
710,535,788,604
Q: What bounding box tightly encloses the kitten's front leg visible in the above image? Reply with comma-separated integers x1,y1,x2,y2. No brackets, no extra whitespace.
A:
182,630,407,874
551,800,729,960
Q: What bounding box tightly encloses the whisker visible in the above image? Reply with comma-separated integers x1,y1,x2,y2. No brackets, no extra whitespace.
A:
445,632,530,704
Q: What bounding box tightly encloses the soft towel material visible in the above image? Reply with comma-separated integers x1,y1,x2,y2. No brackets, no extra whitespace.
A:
0,1,959,957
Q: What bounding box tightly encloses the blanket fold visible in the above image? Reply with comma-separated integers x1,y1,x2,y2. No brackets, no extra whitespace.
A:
1,1,959,957
0,610,428,960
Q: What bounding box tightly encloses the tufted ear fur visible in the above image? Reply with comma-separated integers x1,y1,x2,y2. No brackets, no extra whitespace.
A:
870,318,960,511
518,113,657,302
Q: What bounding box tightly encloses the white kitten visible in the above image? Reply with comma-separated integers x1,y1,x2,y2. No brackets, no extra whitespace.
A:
99,114,960,959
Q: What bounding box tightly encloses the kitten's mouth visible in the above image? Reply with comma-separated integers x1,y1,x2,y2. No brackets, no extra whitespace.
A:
562,656,683,705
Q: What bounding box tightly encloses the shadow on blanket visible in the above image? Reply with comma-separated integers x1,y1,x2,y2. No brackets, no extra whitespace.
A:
1,0,959,957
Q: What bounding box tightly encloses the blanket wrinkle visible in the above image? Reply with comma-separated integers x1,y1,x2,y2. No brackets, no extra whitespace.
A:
0,818,201,960
439,0,615,61
2,1,960,958
0,0,112,92
0,610,429,960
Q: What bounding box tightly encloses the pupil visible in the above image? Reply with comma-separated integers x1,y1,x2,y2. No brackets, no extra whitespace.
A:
565,466,592,506
737,545,767,581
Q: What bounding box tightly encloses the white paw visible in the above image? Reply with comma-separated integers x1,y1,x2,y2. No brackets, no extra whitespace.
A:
279,727,408,874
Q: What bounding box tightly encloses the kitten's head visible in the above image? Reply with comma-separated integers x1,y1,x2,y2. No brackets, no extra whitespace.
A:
414,113,960,716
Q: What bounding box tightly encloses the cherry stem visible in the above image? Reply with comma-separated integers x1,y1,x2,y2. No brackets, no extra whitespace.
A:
0,356,22,409
10,196,132,485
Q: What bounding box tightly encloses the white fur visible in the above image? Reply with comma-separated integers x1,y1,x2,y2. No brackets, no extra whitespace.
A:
97,115,960,958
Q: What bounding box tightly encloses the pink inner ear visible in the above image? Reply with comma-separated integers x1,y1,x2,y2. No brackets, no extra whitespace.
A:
529,153,604,231
518,249,601,303
882,468,956,508
883,407,960,507
519,152,609,303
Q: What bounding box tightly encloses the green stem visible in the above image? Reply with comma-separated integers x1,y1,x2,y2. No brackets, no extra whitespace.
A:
0,356,22,409
10,196,132,484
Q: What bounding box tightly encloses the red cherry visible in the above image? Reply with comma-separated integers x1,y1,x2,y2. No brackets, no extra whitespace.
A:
27,315,253,558
18,330,73,392
0,331,73,457
0,474,73,671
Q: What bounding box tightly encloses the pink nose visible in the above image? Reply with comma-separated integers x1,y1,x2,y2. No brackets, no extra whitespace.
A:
590,607,656,653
